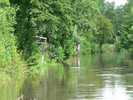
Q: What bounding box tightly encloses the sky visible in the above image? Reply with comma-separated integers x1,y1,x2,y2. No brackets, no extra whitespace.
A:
105,0,128,6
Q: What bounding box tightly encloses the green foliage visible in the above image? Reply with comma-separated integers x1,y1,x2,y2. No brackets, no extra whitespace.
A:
0,7,16,67
0,0,10,6
0,1,133,98
94,15,113,45
11,0,36,59
10,0,74,62
1,0,130,80
31,0,76,61
0,3,26,86
120,2,133,50
102,1,133,58
10,0,102,61
73,0,101,54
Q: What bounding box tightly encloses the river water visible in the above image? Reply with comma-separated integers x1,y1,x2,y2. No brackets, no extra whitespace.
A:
1,53,133,100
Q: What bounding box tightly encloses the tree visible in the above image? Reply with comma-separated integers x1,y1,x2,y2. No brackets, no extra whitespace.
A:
30,0,75,61
94,15,113,53
121,0,133,50
10,0,36,60
103,0,133,57
72,0,101,54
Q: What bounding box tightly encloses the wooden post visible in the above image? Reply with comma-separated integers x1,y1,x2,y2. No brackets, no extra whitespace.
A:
75,41,80,67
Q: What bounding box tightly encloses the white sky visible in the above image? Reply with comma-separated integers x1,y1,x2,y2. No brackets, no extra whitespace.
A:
105,0,128,6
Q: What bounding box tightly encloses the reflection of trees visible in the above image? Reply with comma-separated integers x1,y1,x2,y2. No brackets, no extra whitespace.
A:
20,67,77,100
94,53,133,100
38,68,77,100
68,55,80,67
98,53,105,68
80,63,103,90
0,82,18,100
74,55,104,99
20,53,133,100
79,54,133,100
122,66,133,99
21,78,36,100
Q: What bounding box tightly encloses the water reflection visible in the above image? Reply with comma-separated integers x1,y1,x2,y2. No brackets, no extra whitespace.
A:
1,53,133,100
0,80,19,100
96,72,128,100
20,53,133,100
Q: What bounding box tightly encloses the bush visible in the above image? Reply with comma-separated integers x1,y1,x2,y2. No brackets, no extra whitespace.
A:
0,6,26,87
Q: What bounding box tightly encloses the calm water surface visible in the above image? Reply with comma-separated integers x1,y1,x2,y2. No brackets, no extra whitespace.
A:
20,53,133,100
1,53,133,100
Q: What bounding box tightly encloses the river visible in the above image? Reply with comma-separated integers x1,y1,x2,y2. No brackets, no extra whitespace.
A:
1,52,133,100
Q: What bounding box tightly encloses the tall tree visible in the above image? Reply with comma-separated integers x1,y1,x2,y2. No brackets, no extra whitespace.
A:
10,0,36,59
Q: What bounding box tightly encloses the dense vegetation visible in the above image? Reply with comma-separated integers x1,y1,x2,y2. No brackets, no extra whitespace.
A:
0,0,25,83
0,0,132,86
